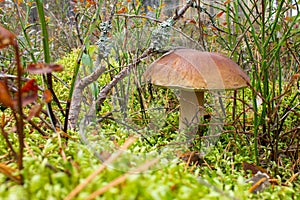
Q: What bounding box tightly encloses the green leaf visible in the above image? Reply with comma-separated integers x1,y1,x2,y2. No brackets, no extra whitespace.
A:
82,53,93,68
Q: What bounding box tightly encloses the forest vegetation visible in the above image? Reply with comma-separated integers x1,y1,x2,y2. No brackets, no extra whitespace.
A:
0,0,299,199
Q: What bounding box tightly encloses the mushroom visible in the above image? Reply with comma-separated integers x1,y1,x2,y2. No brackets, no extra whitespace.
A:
143,48,250,132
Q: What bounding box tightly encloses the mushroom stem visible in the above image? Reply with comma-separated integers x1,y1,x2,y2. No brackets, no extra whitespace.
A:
178,90,204,133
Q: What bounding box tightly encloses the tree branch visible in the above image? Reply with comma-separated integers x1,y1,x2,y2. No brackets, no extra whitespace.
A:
85,48,154,121
68,64,106,129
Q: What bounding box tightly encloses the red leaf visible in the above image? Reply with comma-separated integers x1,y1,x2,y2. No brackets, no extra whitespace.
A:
0,25,16,49
0,81,14,109
42,89,52,103
21,79,38,106
21,79,38,93
216,11,224,18
14,79,38,107
26,63,63,74
117,7,128,14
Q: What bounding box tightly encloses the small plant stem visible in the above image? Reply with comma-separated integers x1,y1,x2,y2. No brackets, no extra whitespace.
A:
251,62,259,164
35,0,50,64
13,44,24,173
260,0,268,141
35,0,57,129
14,3,37,63
232,90,237,121
226,3,232,48
242,89,246,133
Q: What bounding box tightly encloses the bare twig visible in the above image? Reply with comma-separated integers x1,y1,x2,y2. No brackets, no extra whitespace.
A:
248,177,268,193
68,65,106,129
25,117,47,136
172,0,194,21
13,43,24,172
116,13,161,22
286,172,300,184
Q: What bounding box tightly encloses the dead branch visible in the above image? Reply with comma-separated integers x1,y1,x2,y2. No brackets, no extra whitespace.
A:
68,64,106,129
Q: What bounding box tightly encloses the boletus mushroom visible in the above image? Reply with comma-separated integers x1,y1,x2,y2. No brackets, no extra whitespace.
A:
143,48,250,132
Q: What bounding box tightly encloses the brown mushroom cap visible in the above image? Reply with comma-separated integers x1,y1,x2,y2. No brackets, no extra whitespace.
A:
143,48,250,91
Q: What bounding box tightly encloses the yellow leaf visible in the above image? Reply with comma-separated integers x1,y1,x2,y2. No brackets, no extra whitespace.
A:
147,5,155,12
